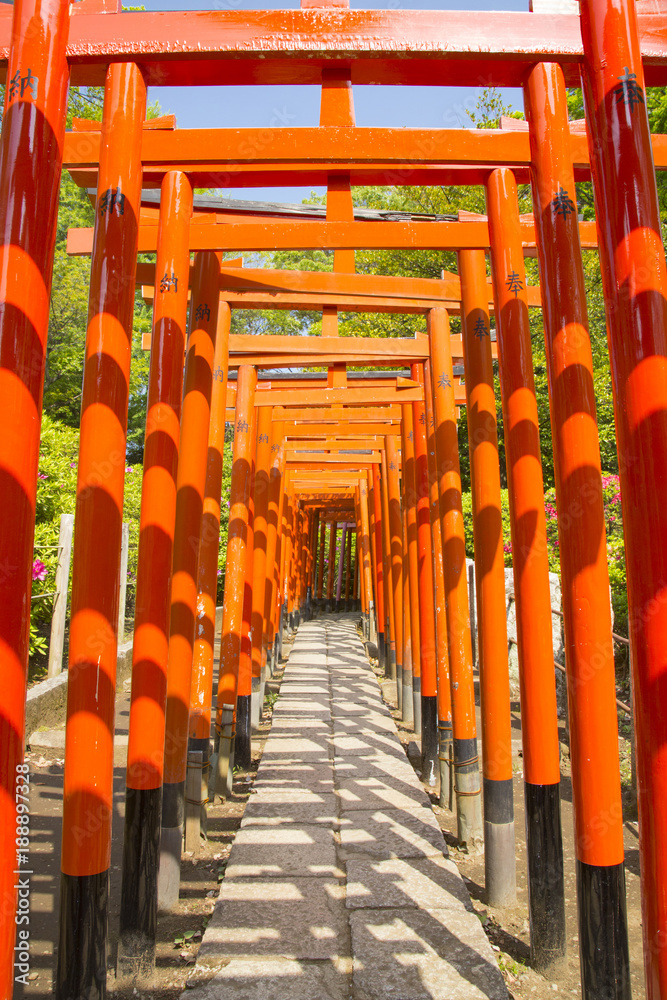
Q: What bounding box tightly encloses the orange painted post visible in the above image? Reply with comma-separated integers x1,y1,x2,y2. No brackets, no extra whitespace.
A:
579,3,667,992
187,299,231,784
353,524,360,610
274,461,288,663
487,168,566,971
250,407,272,731
335,518,346,610
359,482,375,641
344,526,353,610
526,60,630,991
159,250,220,909
380,451,397,687
57,63,146,999
403,404,422,734
237,391,257,770
215,365,257,796
459,249,516,906
430,306,483,851
264,422,284,672
326,519,337,613
119,171,192,976
401,499,414,728
412,364,438,785
0,0,70,990
386,435,404,713
372,464,387,671
307,509,319,618
284,491,295,630
316,516,327,612
423,359,454,811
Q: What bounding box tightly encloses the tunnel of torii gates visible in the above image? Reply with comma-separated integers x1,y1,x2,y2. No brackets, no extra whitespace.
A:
0,0,667,996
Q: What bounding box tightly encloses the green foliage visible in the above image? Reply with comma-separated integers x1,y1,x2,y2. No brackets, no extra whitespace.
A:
460,489,512,566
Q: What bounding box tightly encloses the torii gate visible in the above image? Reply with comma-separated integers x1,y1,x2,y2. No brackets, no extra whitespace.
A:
0,0,666,998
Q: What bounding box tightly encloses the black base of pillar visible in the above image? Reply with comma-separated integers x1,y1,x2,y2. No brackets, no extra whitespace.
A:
576,859,630,1000
57,870,108,1000
118,785,162,978
236,694,252,770
525,781,566,972
377,631,386,674
421,695,438,786
388,645,397,683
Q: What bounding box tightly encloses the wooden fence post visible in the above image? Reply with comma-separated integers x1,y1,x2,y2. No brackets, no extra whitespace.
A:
47,513,74,678
117,522,130,641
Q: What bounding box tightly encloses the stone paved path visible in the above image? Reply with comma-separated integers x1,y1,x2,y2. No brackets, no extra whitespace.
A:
184,614,507,1000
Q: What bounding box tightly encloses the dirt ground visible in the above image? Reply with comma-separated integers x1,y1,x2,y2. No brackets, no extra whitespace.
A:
381,660,644,1000
18,626,644,1000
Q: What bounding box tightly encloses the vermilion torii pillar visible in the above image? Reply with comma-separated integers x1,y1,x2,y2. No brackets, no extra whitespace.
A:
236,387,257,769
159,251,220,911
459,249,516,908
317,517,326,611
580,0,667,994
385,434,404,700
216,365,257,794
525,60,630,997
188,298,231,775
250,407,273,730
371,464,386,666
379,452,397,685
400,470,414,727
119,170,192,978
487,168,566,973
264,423,284,667
58,62,146,1000
326,519,336,612
0,0,70,991
402,403,421,732
429,306,483,852
412,365,438,785
423,359,454,812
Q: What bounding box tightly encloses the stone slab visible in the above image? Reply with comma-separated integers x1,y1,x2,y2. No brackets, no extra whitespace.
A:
336,776,432,814
338,808,446,861
332,713,397,734
181,958,350,1000
345,856,470,911
258,736,332,756
350,908,508,1000
199,878,348,962
334,755,417,785
225,825,341,878
241,795,339,827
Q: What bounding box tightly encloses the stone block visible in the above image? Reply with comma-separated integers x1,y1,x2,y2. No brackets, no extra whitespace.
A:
180,958,350,1000
199,878,348,962
345,856,470,911
225,825,341,878
350,908,508,1000
336,776,431,814
338,808,446,861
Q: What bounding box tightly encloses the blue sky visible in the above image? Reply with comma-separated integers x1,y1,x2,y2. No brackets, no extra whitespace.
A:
143,0,527,202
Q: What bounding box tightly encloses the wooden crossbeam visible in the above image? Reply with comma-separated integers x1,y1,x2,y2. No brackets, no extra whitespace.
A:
3,8,665,88
68,218,598,255
63,126,667,190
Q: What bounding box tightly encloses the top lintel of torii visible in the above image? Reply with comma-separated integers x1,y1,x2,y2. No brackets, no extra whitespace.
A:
0,0,666,89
